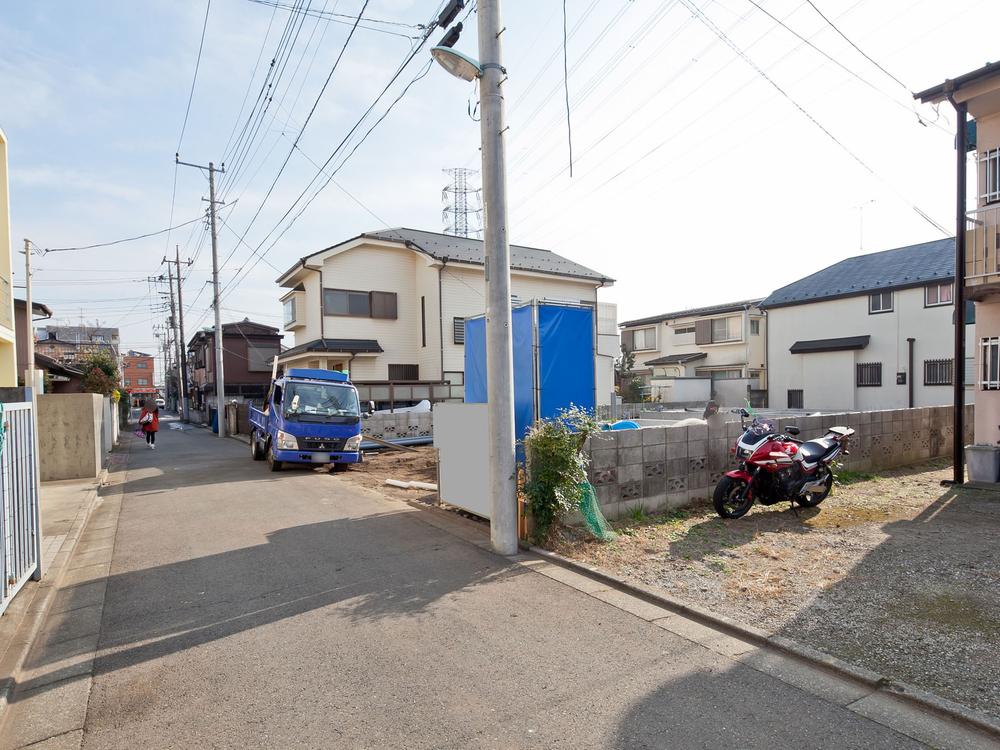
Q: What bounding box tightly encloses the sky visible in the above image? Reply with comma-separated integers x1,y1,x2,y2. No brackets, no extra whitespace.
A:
2,0,998,380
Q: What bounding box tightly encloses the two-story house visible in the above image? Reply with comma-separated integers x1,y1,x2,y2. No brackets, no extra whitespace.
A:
762,238,974,412
35,325,120,365
917,62,1000,449
187,319,282,411
276,228,617,404
619,300,766,404
122,350,156,405
0,128,15,386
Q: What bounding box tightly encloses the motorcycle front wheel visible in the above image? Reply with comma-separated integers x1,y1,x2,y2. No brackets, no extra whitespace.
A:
713,476,754,519
797,467,833,508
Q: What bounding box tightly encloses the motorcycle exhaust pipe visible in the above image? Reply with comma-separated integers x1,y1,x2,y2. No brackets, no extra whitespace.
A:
801,478,828,493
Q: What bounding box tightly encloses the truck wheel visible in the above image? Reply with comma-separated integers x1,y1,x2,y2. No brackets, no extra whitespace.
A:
267,445,283,472
250,430,265,461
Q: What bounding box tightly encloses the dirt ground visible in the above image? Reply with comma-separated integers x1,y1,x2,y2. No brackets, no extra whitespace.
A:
547,460,1000,719
336,446,439,504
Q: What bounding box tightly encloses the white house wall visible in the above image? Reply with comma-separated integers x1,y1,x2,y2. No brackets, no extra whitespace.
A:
767,287,973,411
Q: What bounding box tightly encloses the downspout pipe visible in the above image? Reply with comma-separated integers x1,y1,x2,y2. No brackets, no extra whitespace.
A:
950,96,968,484
438,257,448,380
907,337,915,408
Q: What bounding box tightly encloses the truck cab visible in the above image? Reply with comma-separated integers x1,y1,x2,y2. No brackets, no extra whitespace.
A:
248,368,366,472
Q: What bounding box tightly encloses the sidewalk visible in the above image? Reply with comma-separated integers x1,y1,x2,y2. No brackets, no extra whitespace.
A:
0,450,125,736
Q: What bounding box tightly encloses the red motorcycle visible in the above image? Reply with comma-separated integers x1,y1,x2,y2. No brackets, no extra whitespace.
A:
713,409,855,519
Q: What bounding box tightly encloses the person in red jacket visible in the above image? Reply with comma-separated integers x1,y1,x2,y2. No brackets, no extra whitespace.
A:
139,400,160,449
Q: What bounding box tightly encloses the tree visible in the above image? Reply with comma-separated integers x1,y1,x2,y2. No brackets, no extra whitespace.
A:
615,346,644,403
79,349,120,396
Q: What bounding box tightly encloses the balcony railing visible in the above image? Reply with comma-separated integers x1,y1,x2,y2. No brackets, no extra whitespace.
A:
0,276,11,330
966,205,1000,283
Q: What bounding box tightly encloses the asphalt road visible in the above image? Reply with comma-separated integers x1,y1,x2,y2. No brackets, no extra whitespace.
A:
13,418,939,748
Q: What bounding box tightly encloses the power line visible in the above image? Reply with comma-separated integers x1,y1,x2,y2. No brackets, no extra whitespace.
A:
41,215,205,253
561,0,573,176
247,0,424,29
177,0,213,152
803,0,908,90
246,0,422,39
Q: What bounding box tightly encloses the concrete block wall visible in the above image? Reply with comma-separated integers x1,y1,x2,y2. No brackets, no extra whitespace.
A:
583,405,973,520
362,412,433,441
37,393,104,481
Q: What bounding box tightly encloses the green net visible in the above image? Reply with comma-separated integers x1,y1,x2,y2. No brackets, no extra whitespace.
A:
578,481,617,542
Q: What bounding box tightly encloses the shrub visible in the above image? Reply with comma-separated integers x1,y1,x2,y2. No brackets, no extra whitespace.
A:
79,349,121,396
523,406,600,542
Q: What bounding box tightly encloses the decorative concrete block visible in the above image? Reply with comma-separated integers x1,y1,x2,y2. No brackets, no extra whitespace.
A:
667,458,687,477
618,429,643,448
666,475,688,492
592,448,617,471
642,443,665,462
642,427,666,446
617,463,642,485
620,480,642,501
688,456,707,473
620,446,643,466
644,461,664,478
592,467,617,486
666,442,687,460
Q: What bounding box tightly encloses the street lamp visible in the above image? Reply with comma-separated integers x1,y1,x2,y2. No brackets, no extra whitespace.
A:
431,1,518,556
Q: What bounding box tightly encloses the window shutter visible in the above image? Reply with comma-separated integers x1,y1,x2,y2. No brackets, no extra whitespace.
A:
453,317,465,344
695,319,712,345
371,291,397,319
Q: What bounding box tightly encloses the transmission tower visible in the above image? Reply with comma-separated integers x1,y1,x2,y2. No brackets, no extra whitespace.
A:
442,168,483,238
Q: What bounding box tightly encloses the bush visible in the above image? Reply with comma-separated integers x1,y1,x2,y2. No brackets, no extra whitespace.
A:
79,349,121,396
523,406,600,542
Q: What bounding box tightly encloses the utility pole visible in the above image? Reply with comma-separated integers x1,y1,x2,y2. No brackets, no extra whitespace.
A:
175,245,190,421
165,264,183,416
478,0,517,555
177,156,226,437
23,239,35,390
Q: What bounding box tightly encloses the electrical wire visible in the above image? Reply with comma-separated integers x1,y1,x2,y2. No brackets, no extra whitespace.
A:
803,0,908,90
246,0,421,39
561,0,573,177
41,215,206,253
177,0,213,152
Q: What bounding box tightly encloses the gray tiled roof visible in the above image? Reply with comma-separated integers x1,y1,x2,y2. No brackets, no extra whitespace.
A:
284,228,613,284
621,298,763,328
761,238,954,309
278,338,384,358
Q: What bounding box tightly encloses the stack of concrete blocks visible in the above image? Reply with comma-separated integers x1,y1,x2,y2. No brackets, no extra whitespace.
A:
363,411,433,442
583,405,972,520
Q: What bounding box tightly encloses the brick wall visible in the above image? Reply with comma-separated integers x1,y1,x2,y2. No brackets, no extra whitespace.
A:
583,405,974,520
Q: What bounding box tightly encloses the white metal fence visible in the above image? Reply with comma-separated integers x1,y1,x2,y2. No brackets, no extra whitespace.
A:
0,402,41,615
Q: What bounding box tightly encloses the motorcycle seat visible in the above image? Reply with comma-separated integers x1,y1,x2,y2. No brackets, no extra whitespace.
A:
798,438,836,463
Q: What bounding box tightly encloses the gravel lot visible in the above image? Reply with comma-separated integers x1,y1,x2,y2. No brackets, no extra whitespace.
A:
547,460,1000,719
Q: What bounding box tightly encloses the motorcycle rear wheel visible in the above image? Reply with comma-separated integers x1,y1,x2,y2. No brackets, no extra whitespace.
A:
713,476,754,519
797,467,833,508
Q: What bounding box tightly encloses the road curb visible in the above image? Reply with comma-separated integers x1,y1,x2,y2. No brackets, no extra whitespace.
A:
0,462,112,727
528,545,1000,741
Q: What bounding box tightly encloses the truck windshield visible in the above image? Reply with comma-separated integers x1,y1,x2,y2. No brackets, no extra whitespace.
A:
283,382,360,421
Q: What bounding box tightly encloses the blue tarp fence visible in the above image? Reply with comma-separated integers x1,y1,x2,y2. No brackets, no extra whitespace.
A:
464,302,596,446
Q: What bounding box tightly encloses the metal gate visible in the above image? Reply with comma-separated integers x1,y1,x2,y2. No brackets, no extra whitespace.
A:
0,402,41,615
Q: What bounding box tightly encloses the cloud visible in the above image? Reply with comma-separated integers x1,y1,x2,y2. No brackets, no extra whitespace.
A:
11,166,144,201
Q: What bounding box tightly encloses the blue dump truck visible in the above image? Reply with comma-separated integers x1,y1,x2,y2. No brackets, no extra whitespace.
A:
248,368,367,472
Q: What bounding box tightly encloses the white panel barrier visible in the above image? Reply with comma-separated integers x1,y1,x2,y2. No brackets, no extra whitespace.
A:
433,402,491,519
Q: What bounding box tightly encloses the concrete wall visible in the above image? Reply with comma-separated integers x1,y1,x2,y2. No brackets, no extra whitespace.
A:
582,404,974,520
767,289,975,411
37,393,105,481
362,411,433,441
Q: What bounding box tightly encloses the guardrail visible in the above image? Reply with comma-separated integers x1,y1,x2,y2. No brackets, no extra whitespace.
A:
0,401,41,615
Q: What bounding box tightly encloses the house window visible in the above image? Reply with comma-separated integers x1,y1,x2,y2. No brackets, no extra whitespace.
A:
925,283,953,307
787,389,803,409
388,364,419,381
750,319,760,335
869,291,893,314
924,358,953,386
695,368,742,380
623,327,656,352
124,378,131,386
283,297,296,325
980,148,1000,203
421,296,426,348
453,317,465,344
710,316,741,342
324,288,370,317
673,325,695,335
135,361,148,368
981,337,1000,390
137,378,149,386
443,371,464,385
856,362,882,387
